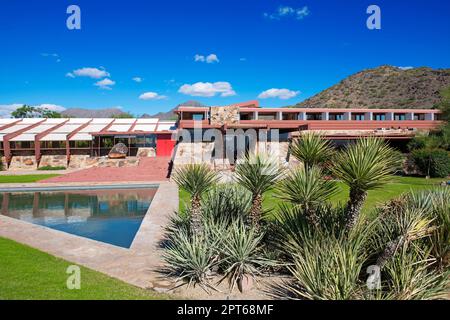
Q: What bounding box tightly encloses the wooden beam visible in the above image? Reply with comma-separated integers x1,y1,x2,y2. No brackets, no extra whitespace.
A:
34,119,69,165
3,119,46,167
0,119,22,131
66,119,93,164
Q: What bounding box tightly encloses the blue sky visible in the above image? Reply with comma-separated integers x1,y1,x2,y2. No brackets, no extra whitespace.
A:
0,0,449,116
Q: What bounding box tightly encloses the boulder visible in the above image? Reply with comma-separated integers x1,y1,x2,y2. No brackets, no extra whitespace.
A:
108,143,128,159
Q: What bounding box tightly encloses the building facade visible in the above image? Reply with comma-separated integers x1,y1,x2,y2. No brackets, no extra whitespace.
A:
173,101,443,170
0,118,176,170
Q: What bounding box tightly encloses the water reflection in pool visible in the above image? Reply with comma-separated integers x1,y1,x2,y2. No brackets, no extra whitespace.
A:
0,188,157,248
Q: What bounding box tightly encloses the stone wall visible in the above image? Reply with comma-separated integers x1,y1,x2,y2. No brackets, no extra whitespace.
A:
8,156,38,171
68,155,139,169
39,155,67,168
172,140,291,173
137,147,156,157
210,106,239,126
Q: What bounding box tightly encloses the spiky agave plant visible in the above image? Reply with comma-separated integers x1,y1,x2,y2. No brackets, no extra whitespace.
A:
289,131,334,169
269,203,349,260
234,153,284,230
172,164,219,234
201,184,252,227
382,246,450,300
404,188,450,269
275,165,338,227
163,231,221,293
332,137,402,230
281,229,370,300
218,222,276,292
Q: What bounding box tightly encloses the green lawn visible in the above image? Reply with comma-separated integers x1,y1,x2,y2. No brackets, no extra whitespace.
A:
0,174,60,184
179,176,444,214
0,237,170,300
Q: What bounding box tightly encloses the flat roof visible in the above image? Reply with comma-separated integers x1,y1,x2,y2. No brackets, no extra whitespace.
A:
0,118,177,142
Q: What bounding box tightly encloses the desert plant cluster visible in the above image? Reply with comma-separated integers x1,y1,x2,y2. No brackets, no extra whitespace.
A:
166,133,450,299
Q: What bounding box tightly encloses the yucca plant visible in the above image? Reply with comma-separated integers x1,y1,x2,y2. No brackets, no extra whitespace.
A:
382,246,450,300
290,131,334,169
282,230,369,300
275,166,338,227
163,231,220,293
332,137,402,230
234,153,284,230
270,203,349,260
374,207,436,268
201,184,252,227
404,188,450,269
218,222,275,292
172,164,219,234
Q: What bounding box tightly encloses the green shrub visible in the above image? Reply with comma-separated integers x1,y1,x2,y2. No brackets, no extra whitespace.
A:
38,165,66,171
218,222,275,292
163,231,220,292
201,184,252,227
411,149,450,178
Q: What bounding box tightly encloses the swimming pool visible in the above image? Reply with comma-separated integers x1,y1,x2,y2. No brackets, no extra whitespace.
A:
0,186,157,248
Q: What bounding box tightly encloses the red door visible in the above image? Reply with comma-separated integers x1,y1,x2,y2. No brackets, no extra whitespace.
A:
156,134,176,157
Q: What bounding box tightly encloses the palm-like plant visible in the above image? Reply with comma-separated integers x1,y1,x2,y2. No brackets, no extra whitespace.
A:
172,164,219,234
275,166,338,227
290,131,334,169
332,137,402,230
234,153,284,230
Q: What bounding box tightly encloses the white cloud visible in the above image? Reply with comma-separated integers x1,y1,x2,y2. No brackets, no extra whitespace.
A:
94,78,115,90
68,67,110,79
194,54,206,62
194,53,220,64
206,54,219,63
258,88,300,100
264,6,310,20
179,82,236,97
397,66,414,71
0,103,66,118
132,77,143,83
139,92,168,100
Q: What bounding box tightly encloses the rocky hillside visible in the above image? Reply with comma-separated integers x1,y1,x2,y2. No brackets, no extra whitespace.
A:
293,66,450,109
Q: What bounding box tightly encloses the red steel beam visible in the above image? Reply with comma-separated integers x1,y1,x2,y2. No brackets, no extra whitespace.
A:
66,119,93,164
34,120,70,165
0,119,22,131
3,119,46,167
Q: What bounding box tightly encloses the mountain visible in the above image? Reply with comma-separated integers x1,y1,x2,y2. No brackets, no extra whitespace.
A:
62,107,127,118
292,65,450,109
147,100,208,120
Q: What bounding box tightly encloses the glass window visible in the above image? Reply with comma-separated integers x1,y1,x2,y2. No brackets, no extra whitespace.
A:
329,113,344,120
352,114,365,121
306,113,322,120
374,113,386,121
394,114,406,121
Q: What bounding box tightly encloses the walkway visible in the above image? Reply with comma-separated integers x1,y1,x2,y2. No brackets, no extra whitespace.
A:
41,157,172,183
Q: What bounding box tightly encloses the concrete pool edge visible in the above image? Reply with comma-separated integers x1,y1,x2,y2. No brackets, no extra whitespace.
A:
0,181,180,292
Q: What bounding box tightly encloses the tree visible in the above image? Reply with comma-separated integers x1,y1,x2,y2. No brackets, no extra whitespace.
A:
113,112,134,119
332,138,402,230
234,153,284,230
11,105,61,118
276,166,338,227
290,132,334,169
172,164,219,234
